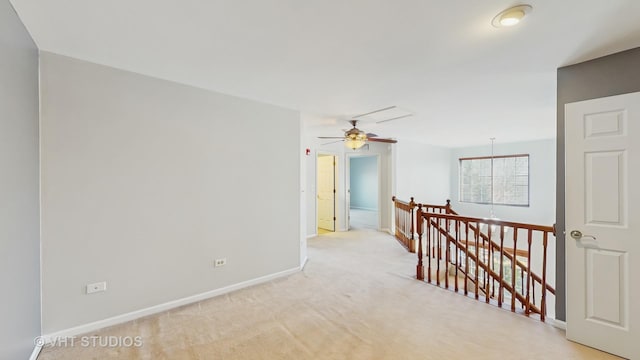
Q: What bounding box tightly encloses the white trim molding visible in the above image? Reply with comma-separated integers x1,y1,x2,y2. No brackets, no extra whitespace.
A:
349,206,378,211
41,267,300,341
300,256,309,270
29,344,43,360
306,233,317,239
551,318,567,331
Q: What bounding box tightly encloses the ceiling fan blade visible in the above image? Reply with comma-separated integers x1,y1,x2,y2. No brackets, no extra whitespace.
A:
368,137,398,144
354,106,397,119
318,136,346,139
366,133,378,138
321,139,344,146
375,114,413,124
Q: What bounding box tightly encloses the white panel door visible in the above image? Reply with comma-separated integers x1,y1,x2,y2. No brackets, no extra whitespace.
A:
565,92,639,359
317,155,335,231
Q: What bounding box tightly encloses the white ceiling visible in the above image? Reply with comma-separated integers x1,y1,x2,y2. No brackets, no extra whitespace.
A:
11,0,640,147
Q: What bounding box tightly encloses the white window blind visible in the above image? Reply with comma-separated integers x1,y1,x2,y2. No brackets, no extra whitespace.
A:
459,155,529,206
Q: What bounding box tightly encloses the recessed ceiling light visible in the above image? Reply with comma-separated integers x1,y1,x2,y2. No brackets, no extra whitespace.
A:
492,5,532,28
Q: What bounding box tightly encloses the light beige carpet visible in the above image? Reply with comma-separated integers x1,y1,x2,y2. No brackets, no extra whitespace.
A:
38,229,620,360
349,208,378,230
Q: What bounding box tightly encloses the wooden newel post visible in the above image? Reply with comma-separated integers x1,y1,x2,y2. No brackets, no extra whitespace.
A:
445,199,451,214
416,204,424,280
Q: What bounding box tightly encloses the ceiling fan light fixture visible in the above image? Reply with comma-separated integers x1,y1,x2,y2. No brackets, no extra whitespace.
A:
345,132,368,150
317,119,395,149
492,5,532,28
345,138,366,150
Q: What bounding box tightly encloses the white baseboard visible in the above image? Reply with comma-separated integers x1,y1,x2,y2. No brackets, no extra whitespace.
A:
551,318,566,330
381,228,393,235
300,256,309,270
306,233,317,239
350,206,377,211
42,266,300,341
29,344,43,360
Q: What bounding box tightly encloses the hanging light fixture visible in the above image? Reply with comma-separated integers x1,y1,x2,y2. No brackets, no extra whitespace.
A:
481,137,503,237
484,138,513,239
489,137,496,219
344,128,367,150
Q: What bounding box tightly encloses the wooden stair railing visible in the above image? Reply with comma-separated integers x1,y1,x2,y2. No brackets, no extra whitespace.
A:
392,196,450,253
415,203,555,322
391,196,416,252
447,207,555,297
425,217,544,316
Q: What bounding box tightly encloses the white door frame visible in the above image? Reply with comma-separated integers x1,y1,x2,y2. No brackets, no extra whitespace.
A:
346,153,382,231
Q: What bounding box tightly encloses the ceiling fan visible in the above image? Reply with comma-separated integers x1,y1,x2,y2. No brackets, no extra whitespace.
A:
318,120,398,150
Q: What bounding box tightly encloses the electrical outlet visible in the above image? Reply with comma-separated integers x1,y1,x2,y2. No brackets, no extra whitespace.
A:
214,258,227,267
86,281,107,294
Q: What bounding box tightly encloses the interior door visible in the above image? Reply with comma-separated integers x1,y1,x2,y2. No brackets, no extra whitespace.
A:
317,155,335,231
565,92,639,359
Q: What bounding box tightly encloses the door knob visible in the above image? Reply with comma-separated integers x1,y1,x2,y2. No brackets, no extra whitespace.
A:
570,230,596,241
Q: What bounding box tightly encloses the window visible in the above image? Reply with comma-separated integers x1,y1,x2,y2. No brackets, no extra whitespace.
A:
459,154,529,206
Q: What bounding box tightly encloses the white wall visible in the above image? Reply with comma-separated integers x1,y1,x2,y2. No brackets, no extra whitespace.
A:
39,52,301,333
449,138,556,226
303,131,318,237
299,126,308,266
394,140,451,206
0,1,41,358
350,156,378,210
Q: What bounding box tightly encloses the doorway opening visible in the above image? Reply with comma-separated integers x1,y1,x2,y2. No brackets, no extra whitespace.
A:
317,154,336,234
348,155,379,230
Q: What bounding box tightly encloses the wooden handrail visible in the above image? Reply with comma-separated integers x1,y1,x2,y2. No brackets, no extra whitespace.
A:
426,212,554,233
457,240,529,258
391,196,417,252
415,203,554,322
